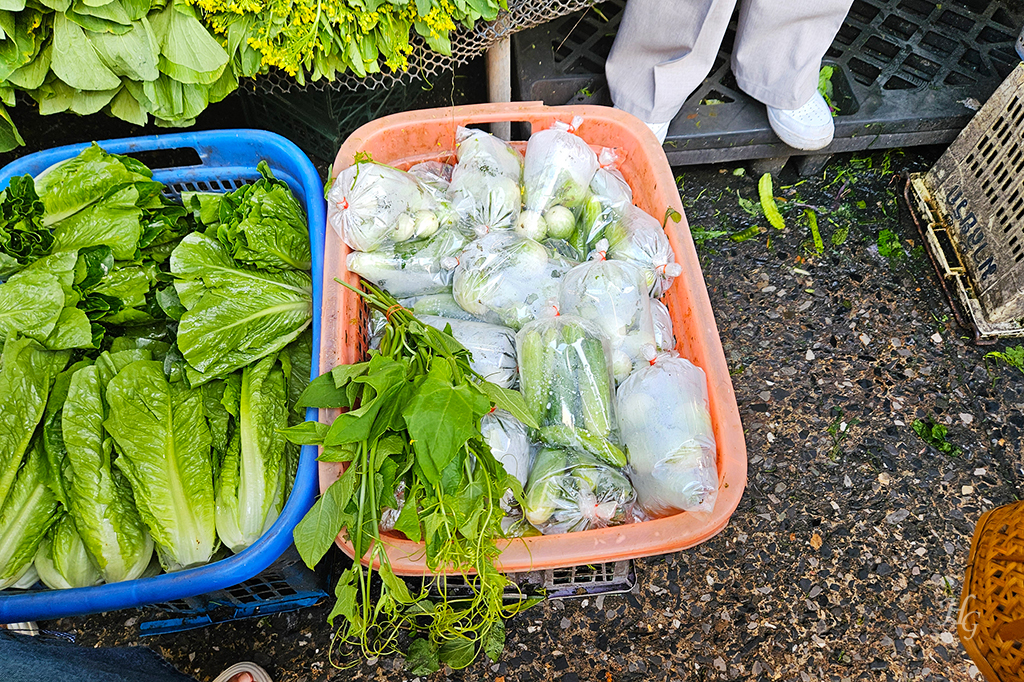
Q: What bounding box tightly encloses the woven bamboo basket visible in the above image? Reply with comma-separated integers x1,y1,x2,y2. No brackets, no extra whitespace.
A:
959,501,1024,681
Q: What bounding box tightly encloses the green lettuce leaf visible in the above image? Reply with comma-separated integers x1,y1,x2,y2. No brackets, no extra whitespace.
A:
0,441,60,589
170,233,312,384
51,184,143,260
33,512,103,589
41,306,94,350
63,359,154,582
104,359,217,571
186,162,311,272
0,269,64,346
34,142,151,227
0,335,69,509
215,353,288,553
0,175,50,278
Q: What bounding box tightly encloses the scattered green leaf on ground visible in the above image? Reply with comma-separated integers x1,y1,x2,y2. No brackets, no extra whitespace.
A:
730,226,764,243
758,174,785,230
737,191,760,218
986,346,1024,374
805,210,823,254
911,417,961,457
826,407,857,460
691,226,729,246
831,225,849,246
877,228,906,266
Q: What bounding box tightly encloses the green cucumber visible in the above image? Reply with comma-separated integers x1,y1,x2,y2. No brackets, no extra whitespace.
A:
524,446,568,526
576,336,613,437
537,424,626,468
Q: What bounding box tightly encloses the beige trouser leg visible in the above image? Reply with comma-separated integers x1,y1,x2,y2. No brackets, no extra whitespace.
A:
605,0,854,123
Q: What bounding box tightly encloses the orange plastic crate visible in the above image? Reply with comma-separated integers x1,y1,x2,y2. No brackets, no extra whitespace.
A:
318,102,747,575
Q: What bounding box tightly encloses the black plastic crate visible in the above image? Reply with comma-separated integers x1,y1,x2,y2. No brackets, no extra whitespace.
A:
240,85,424,164
422,559,637,603
513,0,1024,168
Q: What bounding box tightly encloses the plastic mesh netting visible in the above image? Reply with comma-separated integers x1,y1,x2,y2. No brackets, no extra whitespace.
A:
253,0,596,94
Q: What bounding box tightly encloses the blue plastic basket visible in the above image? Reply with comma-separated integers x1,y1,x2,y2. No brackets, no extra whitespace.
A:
0,129,326,624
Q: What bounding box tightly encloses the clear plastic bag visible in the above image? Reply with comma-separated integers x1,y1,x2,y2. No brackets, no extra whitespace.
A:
406,291,481,322
451,231,572,330
572,157,633,257
606,205,682,297
453,126,523,180
524,446,636,534
367,308,387,350
651,297,675,351
480,409,531,487
379,481,406,533
559,257,656,382
408,161,454,195
519,117,599,241
347,228,468,298
516,315,625,467
420,315,518,388
448,170,522,235
329,161,448,252
616,347,718,516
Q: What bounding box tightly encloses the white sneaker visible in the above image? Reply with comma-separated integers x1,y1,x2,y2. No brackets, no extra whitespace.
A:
645,120,671,145
767,92,834,151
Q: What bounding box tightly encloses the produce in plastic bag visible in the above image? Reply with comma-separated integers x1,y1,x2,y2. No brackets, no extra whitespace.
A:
406,291,481,322
450,231,572,330
651,298,675,351
448,170,522,235
518,117,599,241
481,409,531,491
328,161,446,252
559,255,656,381
516,315,625,466
453,126,523,180
420,315,518,389
616,346,718,516
572,156,633,256
347,228,468,298
524,446,636,534
606,205,682,297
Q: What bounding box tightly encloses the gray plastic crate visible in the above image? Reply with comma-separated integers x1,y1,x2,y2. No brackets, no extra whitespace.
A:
907,63,1024,341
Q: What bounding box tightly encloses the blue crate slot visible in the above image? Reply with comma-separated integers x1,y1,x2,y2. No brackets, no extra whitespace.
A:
0,130,327,625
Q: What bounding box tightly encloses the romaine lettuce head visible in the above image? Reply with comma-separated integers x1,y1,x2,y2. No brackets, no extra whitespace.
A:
215,353,290,554
170,233,313,385
105,360,217,571
0,335,69,509
34,513,103,590
62,360,155,582
0,442,61,589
